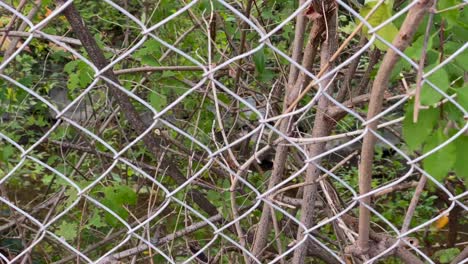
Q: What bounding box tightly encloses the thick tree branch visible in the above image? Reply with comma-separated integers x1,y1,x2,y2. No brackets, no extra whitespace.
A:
250,0,309,260
292,7,338,264
357,0,434,253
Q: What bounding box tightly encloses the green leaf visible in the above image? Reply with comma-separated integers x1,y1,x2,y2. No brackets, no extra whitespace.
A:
444,42,468,71
437,0,459,27
55,221,78,241
422,129,456,181
88,209,106,228
453,135,468,184
64,61,93,91
373,24,399,51
140,55,160,66
161,71,176,78
258,69,276,82
150,92,167,112
434,248,460,264
360,1,398,51
456,86,468,110
405,33,434,60
101,185,137,227
253,47,265,74
444,102,463,122
134,39,161,66
420,66,450,105
207,190,220,201
402,101,439,151
0,145,14,162
340,21,356,35
64,60,79,73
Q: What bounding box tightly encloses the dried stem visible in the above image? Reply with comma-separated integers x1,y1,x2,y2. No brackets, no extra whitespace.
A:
413,5,435,122
250,0,309,260
401,176,427,233
56,0,220,218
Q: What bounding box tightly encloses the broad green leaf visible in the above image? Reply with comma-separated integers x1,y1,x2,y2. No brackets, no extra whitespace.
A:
402,101,439,151
422,129,456,181
150,92,167,112
253,47,265,74
101,185,137,227
207,190,221,206
134,39,161,66
453,135,468,184
64,60,79,73
437,0,459,27
259,69,277,82
63,188,78,208
444,102,464,122
373,24,399,51
456,86,468,110
0,145,14,162
340,21,356,35
444,42,468,71
55,221,78,241
360,1,398,51
199,0,221,10
77,62,93,87
140,55,160,66
405,33,434,60
455,50,468,71
434,248,460,264
420,66,450,105
161,71,176,78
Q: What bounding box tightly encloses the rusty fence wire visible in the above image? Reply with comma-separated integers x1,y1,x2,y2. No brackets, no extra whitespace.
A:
0,0,467,263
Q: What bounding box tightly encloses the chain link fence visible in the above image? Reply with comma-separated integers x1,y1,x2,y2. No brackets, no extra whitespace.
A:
0,0,467,263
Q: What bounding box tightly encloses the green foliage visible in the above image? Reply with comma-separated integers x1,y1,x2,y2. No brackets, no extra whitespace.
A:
402,101,439,151
253,47,266,75
433,248,460,263
420,66,450,106
453,135,468,185
134,39,162,66
55,221,78,242
398,0,467,185
150,91,167,112
360,0,398,51
99,185,137,227
0,0,466,262
64,60,94,91
422,129,456,181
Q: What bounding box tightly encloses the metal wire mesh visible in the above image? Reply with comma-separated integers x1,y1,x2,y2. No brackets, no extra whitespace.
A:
0,0,466,263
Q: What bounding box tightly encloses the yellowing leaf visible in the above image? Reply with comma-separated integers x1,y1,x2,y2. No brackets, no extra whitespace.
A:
0,37,31,52
45,8,53,18
434,214,449,230
0,16,10,27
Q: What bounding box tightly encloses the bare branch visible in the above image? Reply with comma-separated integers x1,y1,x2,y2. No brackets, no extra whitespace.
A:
55,0,220,217
357,0,434,253
292,5,338,263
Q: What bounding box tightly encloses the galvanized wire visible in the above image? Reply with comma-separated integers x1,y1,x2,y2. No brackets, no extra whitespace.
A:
0,0,466,263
